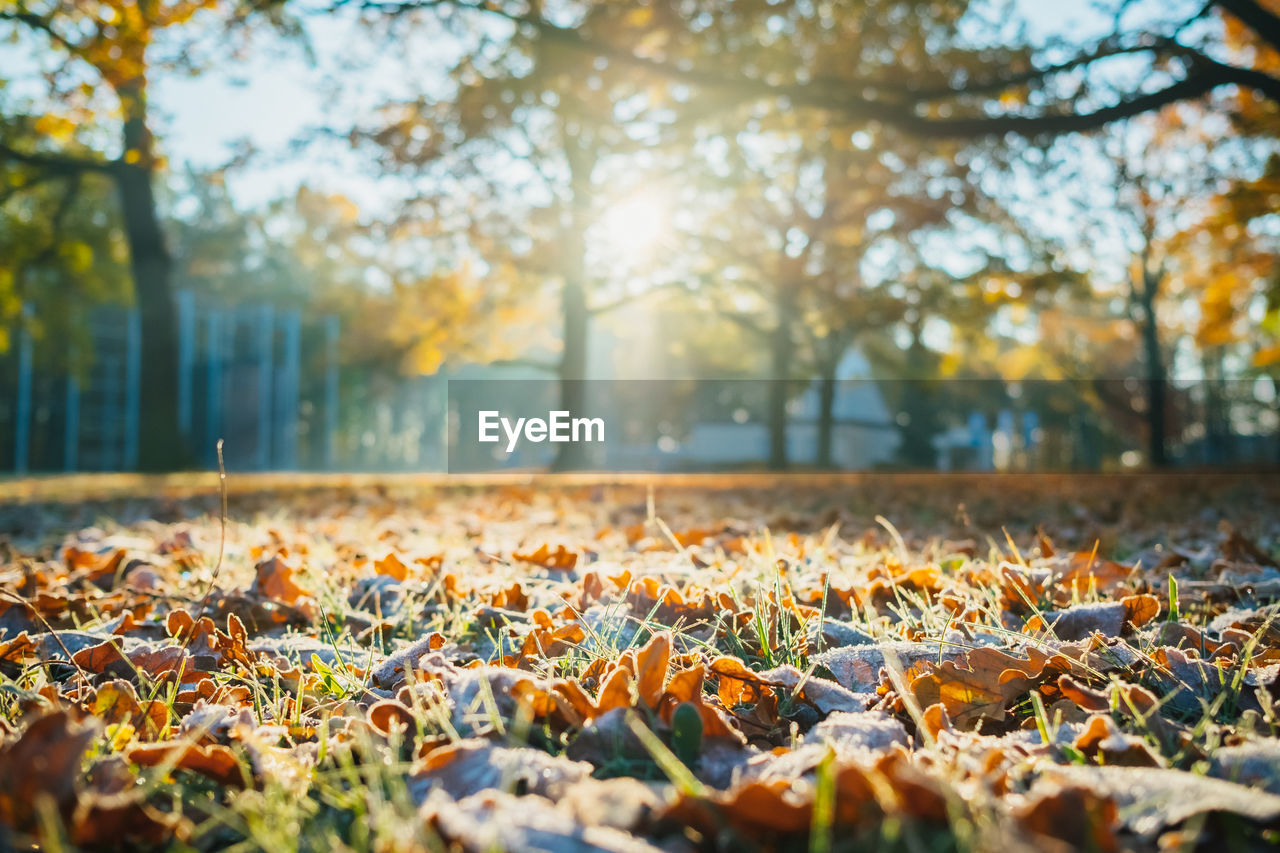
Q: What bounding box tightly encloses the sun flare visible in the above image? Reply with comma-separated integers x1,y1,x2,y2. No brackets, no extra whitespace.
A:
596,190,669,263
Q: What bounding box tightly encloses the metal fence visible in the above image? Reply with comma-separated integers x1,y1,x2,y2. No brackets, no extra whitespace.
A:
0,292,449,474
1,296,1277,474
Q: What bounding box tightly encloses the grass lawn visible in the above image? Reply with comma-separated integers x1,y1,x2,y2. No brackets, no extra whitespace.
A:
1,473,1279,851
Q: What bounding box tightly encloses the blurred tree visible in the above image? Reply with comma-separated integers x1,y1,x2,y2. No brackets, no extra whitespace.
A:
685,124,933,470
357,0,1041,470
415,0,1280,138
170,173,533,375
1199,12,1280,373
0,0,288,470
0,110,132,375
360,1,699,469
992,104,1274,466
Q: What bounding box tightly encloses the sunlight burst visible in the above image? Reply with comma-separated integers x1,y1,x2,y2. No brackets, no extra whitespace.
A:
596,191,669,263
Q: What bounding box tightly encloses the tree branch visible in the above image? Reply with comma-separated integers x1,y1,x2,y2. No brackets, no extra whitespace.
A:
0,169,62,205
359,0,1280,139
875,57,1280,138
0,143,113,176
1216,0,1280,54
589,279,688,316
0,10,86,59
719,308,770,338
905,37,1182,102
486,357,558,373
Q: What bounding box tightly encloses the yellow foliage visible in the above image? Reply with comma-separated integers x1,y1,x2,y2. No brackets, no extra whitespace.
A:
1254,344,1280,368
33,114,76,144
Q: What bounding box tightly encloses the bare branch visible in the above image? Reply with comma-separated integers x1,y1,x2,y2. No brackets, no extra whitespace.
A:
0,9,86,59
906,36,1183,102
0,142,113,175
718,308,771,338
877,57,1280,138
1216,0,1280,54
356,0,1280,140
589,279,690,316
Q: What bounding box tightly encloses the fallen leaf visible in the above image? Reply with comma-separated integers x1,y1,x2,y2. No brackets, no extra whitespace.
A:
0,709,101,832
1036,764,1280,837
909,647,1069,728
374,552,409,581
512,543,578,570
128,742,246,787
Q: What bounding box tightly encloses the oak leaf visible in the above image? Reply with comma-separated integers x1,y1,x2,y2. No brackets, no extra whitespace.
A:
909,647,1067,728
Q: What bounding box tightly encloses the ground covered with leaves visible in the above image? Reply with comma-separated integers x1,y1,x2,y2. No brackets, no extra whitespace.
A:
2,474,1280,852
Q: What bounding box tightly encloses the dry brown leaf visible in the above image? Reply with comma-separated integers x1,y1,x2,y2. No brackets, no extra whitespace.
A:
0,709,100,832
373,552,409,581
512,543,578,570
90,679,168,739
1038,764,1280,837
128,742,246,787
1056,674,1110,712
1121,593,1161,628
252,555,311,605
909,647,1067,728
1073,714,1162,766
1016,782,1120,853
411,739,591,802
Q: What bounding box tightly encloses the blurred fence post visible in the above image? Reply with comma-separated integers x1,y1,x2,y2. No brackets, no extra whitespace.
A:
14,303,32,475
123,308,141,469
1022,411,1039,463
65,373,79,472
325,315,339,469
256,304,275,470
968,411,992,471
996,409,1014,470
177,290,195,437
204,309,223,468
278,310,301,469
102,355,120,470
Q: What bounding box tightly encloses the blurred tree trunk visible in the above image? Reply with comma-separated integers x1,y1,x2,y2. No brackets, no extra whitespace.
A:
552,141,596,471
896,318,938,467
115,83,185,472
816,358,837,469
1133,243,1168,468
815,333,849,470
1202,346,1231,464
767,283,796,470
555,275,588,471
1272,373,1280,465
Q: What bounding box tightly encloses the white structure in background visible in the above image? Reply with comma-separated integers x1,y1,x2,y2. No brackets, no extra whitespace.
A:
933,409,1041,471
672,347,899,468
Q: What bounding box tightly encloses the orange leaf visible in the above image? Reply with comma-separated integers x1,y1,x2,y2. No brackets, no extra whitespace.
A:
128,742,245,787
595,666,634,712
253,555,310,605
374,553,409,581
90,679,167,739
1121,594,1160,628
634,632,671,708
367,700,417,736
0,710,100,830
910,647,1061,728
512,543,578,570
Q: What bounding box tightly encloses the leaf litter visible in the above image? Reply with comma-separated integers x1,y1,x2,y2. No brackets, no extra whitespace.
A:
0,474,1278,850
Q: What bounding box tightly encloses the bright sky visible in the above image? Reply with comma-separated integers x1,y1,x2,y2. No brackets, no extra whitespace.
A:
138,0,1180,372
5,0,1241,385
144,0,1104,208
152,11,417,209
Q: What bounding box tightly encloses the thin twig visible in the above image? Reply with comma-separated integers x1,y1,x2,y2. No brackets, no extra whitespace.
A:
0,586,91,693
139,440,230,728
